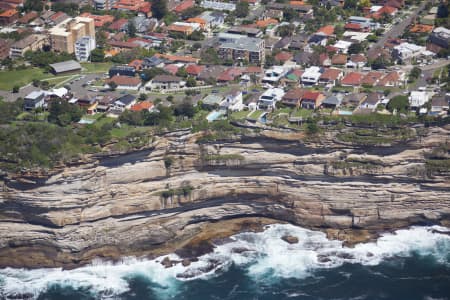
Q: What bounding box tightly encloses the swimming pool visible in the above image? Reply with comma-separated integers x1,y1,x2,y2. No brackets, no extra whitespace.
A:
338,110,353,116
206,110,224,122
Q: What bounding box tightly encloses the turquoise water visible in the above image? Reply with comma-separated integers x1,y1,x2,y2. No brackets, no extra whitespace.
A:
1,225,449,300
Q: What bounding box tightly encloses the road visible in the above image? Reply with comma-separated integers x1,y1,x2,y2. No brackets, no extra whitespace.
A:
367,1,429,58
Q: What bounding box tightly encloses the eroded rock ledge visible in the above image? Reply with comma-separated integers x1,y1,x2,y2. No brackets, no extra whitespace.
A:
0,126,449,269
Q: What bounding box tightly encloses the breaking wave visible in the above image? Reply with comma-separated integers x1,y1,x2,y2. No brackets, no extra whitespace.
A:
1,225,449,299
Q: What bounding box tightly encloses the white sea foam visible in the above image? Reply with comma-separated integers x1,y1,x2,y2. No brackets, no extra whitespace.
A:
1,225,449,299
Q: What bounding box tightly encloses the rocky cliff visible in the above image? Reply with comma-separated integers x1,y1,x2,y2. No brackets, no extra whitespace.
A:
0,125,449,269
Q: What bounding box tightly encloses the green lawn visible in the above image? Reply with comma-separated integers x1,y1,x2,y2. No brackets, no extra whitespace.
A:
81,62,113,74
247,110,264,120
291,109,312,118
230,110,250,120
0,68,50,90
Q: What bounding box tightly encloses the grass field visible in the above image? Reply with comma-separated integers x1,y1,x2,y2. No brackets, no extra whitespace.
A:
0,68,52,90
81,62,113,74
230,110,250,120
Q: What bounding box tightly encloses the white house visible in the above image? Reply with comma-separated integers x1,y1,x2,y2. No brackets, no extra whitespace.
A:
332,40,352,53
393,43,425,63
257,88,285,110
199,11,226,29
24,91,46,110
145,75,185,91
220,90,243,111
110,94,137,112
262,66,287,85
301,66,322,85
409,91,430,108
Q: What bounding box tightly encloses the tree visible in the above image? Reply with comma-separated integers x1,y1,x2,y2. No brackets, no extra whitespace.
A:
12,85,19,93
277,24,295,37
343,0,358,9
152,0,168,20
348,43,364,54
90,48,105,62
358,0,371,8
48,100,83,126
186,77,196,87
140,67,169,81
139,93,147,101
174,99,195,118
23,0,44,12
437,2,449,18
409,67,422,81
235,1,249,18
127,20,137,38
176,66,188,78
188,31,205,41
109,81,118,91
282,8,296,22
387,95,409,113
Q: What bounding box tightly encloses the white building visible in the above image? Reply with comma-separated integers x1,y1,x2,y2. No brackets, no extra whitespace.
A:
201,0,236,11
75,36,96,62
393,43,425,62
93,0,117,10
301,66,322,85
409,91,430,108
220,90,244,111
333,40,352,53
262,66,287,85
257,88,285,110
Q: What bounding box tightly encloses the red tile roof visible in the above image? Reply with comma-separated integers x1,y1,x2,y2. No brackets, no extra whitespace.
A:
130,101,154,111
331,54,347,65
217,68,242,82
109,18,128,31
302,91,321,101
164,64,179,75
275,51,293,62
344,23,362,31
341,72,363,86
255,18,278,28
361,71,383,86
320,68,342,81
108,75,141,86
186,64,204,76
317,25,334,36
174,0,195,13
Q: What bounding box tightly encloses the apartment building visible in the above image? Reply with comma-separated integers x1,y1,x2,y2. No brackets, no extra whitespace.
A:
10,34,48,59
93,0,117,10
75,36,96,62
217,33,265,66
49,17,95,54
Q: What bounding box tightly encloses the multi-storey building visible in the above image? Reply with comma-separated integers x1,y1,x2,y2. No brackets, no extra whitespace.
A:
93,0,117,10
49,17,95,54
9,34,48,59
75,36,96,62
217,33,265,66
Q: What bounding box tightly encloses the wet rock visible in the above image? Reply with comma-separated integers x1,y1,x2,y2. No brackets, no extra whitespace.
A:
182,258,191,267
281,235,299,244
161,257,175,268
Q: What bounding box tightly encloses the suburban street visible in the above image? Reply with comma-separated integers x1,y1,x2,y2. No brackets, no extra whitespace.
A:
367,0,430,58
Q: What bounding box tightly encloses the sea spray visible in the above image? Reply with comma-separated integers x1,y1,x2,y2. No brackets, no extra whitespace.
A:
1,225,449,300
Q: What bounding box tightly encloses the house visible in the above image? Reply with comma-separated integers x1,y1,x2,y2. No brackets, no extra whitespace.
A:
322,95,342,108
377,71,403,87
308,34,328,47
218,68,242,82
262,66,287,85
198,11,226,29
392,42,426,63
319,68,343,86
362,71,383,86
220,90,244,111
430,95,449,113
24,91,45,110
227,26,262,38
331,54,347,65
146,75,185,90
164,64,179,75
342,93,367,107
18,11,38,25
142,56,165,69
128,59,144,71
96,95,116,112
174,0,195,13
202,94,224,109
275,51,293,63
283,69,303,86
0,9,19,25
294,52,313,66
274,37,291,49
167,22,200,36
409,91,430,108
282,88,305,107
130,100,154,112
9,34,48,59
289,33,308,50
346,54,367,69
301,66,322,86
107,75,142,90
359,93,382,110
109,18,128,31
344,23,365,32
332,40,352,53
79,13,115,27
257,88,285,110
109,66,136,78
301,91,325,109
186,64,204,77
426,27,450,54
111,94,137,112
201,0,236,11
341,72,363,86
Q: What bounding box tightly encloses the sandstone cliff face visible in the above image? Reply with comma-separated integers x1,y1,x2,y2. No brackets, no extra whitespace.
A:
0,126,449,268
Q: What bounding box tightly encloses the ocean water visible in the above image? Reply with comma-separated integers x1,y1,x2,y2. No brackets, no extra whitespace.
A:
1,224,449,300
